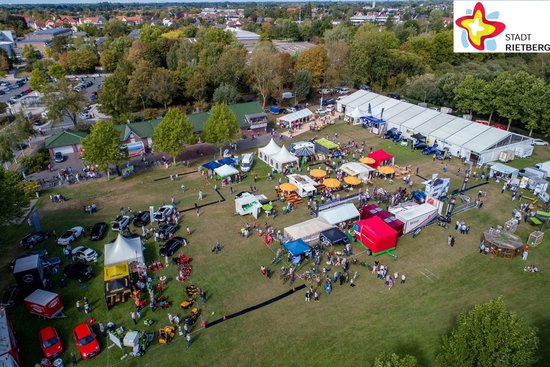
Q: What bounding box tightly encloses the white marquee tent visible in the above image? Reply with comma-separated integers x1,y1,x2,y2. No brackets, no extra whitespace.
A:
284,217,335,243
318,203,360,225
258,139,281,164
214,164,239,178
104,234,144,268
268,145,299,171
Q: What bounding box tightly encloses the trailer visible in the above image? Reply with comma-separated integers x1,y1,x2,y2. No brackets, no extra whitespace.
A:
24,289,65,319
0,307,20,367
389,203,438,234
287,174,318,198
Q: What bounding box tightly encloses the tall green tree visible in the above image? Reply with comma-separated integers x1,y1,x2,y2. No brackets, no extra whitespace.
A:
213,83,241,105
0,134,16,164
152,108,196,164
247,46,282,108
202,103,239,155
42,79,86,126
522,78,548,136
148,68,177,110
29,68,49,93
293,69,311,102
373,353,417,367
82,121,127,180
0,168,29,226
98,71,131,119
492,71,537,130
436,298,538,367
454,75,488,116
47,63,66,80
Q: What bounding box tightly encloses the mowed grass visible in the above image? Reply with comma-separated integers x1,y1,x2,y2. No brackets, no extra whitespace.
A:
4,121,550,367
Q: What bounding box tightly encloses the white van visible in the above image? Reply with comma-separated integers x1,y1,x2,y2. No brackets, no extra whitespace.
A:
241,153,254,172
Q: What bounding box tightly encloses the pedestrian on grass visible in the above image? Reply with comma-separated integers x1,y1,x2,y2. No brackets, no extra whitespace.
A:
314,291,319,302
451,236,455,247
199,288,207,303
186,334,191,349
448,235,452,247
522,247,529,260
401,274,406,284
186,226,191,235
198,190,203,200
76,300,82,313
70,352,77,365
184,322,189,335
99,322,106,337
131,311,137,325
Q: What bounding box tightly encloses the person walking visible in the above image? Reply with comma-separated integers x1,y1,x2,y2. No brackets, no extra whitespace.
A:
194,203,199,216
99,322,106,337
131,311,137,325
313,291,319,302
401,274,406,284
186,333,191,349
183,322,189,336
70,352,78,365
198,288,207,303
522,247,529,260
305,290,311,302
198,190,203,200
450,236,455,247
76,300,82,313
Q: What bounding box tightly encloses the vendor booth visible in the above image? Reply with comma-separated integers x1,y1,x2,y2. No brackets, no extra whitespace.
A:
367,149,394,168
375,211,405,237
284,239,312,265
235,192,267,217
104,234,144,271
284,218,335,243
481,228,523,258
489,163,519,180
13,254,47,297
104,263,131,308
339,162,376,182
354,217,398,256
258,139,281,164
318,203,360,225
389,202,438,234
359,204,383,219
319,228,350,246
24,289,65,319
423,176,450,199
268,145,299,172
288,174,318,198
277,109,313,129
314,138,339,155
290,141,315,156
214,164,239,179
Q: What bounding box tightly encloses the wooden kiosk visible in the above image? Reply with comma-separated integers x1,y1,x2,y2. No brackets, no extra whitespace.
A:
481,228,524,259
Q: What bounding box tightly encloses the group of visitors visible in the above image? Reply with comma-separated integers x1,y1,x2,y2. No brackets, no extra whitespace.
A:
372,261,406,290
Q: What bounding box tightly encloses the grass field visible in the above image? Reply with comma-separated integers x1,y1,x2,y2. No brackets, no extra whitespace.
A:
4,121,550,367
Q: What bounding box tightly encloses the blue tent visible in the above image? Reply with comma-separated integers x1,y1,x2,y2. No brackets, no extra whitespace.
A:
202,161,222,170
284,239,312,257
218,157,236,166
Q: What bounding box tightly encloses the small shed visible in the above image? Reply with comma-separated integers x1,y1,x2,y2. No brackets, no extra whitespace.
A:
367,149,394,168
359,204,383,219
489,163,519,180
314,138,339,155
214,164,239,179
481,228,523,258
24,289,64,319
245,112,268,130
339,162,376,181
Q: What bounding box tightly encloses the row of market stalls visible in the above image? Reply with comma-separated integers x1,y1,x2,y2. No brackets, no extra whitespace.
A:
200,157,240,179
337,90,534,164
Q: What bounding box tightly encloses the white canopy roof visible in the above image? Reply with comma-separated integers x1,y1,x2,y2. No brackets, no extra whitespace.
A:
350,107,362,119
380,102,416,120
271,145,299,165
387,105,424,129
104,234,144,267
430,118,473,141
361,97,400,117
339,162,375,177
318,203,360,225
214,164,239,178
338,90,368,107
415,114,456,135
401,109,440,131
258,138,281,156
489,162,519,175
278,108,313,123
284,217,334,243
462,128,511,153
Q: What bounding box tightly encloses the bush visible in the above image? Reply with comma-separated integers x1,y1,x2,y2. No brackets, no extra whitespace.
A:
20,149,50,173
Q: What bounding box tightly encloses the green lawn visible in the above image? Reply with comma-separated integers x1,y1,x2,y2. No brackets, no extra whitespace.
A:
4,121,550,367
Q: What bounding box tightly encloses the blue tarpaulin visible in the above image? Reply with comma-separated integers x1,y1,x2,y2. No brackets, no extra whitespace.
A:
284,239,312,257
218,157,236,166
360,116,385,125
202,161,222,170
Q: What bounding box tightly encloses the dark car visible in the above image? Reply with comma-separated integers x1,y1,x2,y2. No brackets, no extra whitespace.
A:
90,222,107,241
159,223,179,238
1,285,20,309
133,211,150,227
159,237,185,256
436,149,451,160
387,93,401,100
413,141,428,150
63,262,93,283
384,128,398,139
20,231,49,249
54,152,65,163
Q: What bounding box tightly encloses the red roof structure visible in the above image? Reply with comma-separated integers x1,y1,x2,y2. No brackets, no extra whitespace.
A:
354,216,398,254
367,149,394,168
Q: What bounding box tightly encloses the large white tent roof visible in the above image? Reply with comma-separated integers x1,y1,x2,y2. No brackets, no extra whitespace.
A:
104,234,144,267
364,98,401,117
345,92,378,111
462,127,511,152
337,90,368,106
258,138,281,156
381,102,417,120
284,217,334,242
430,118,473,141
415,113,456,135
271,145,299,164
318,203,360,225
357,95,393,114
401,109,440,131
387,105,425,128
445,122,492,146
278,108,313,123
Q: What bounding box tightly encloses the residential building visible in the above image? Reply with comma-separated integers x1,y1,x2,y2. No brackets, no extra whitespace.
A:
16,27,72,54
115,15,143,26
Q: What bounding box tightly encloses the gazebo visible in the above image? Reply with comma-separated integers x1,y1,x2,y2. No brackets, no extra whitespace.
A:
368,149,394,168
258,139,281,164
269,145,298,172
481,228,524,258
104,234,144,271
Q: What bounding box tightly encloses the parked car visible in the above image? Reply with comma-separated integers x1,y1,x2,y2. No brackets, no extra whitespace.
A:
319,89,330,95
54,152,65,163
413,141,428,150
358,84,372,91
422,144,439,155
73,323,100,359
387,93,401,100
159,237,185,256
39,326,63,359
1,285,19,309
336,87,350,94
392,131,403,142
90,222,107,240
153,205,174,222
112,215,130,232
57,226,84,246
384,128,398,139
436,148,451,160
19,231,49,249
285,107,297,113
42,256,62,275
158,223,180,238
532,139,549,146
63,262,93,282
315,108,328,115
133,211,150,227
71,246,98,263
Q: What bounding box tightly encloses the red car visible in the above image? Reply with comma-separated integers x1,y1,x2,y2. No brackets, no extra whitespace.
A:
73,324,100,359
39,326,63,359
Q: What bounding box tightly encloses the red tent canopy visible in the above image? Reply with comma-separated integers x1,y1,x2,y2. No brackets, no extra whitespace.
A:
367,149,394,168
359,204,383,219
354,216,398,254
375,210,405,237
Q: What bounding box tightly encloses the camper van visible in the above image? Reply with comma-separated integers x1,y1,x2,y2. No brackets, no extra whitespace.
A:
241,153,254,173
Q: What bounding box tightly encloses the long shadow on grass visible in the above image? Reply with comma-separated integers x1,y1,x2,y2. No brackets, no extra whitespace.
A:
395,339,430,366
179,189,226,214
534,316,550,366
153,170,198,182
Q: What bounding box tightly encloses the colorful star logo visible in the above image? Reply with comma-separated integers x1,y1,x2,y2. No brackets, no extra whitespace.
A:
456,2,506,51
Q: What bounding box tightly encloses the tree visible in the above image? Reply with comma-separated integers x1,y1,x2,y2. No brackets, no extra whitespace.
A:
22,45,39,69
492,71,536,130
436,298,538,367
213,83,241,105
293,69,311,102
295,45,327,87
522,78,548,136
207,46,248,88
42,79,86,127
127,61,154,108
373,353,417,367
152,108,196,164
148,68,177,110
29,68,49,93
99,49,121,72
454,75,489,116
81,121,127,180
429,9,445,33
202,103,239,155
47,63,66,80
98,71,130,119
247,46,282,108
0,168,29,226
0,49,9,77
59,49,98,74
324,40,349,88
0,134,16,164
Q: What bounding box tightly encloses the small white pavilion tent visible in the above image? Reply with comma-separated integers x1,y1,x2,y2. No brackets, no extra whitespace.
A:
269,145,299,171
258,139,281,164
104,234,144,268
